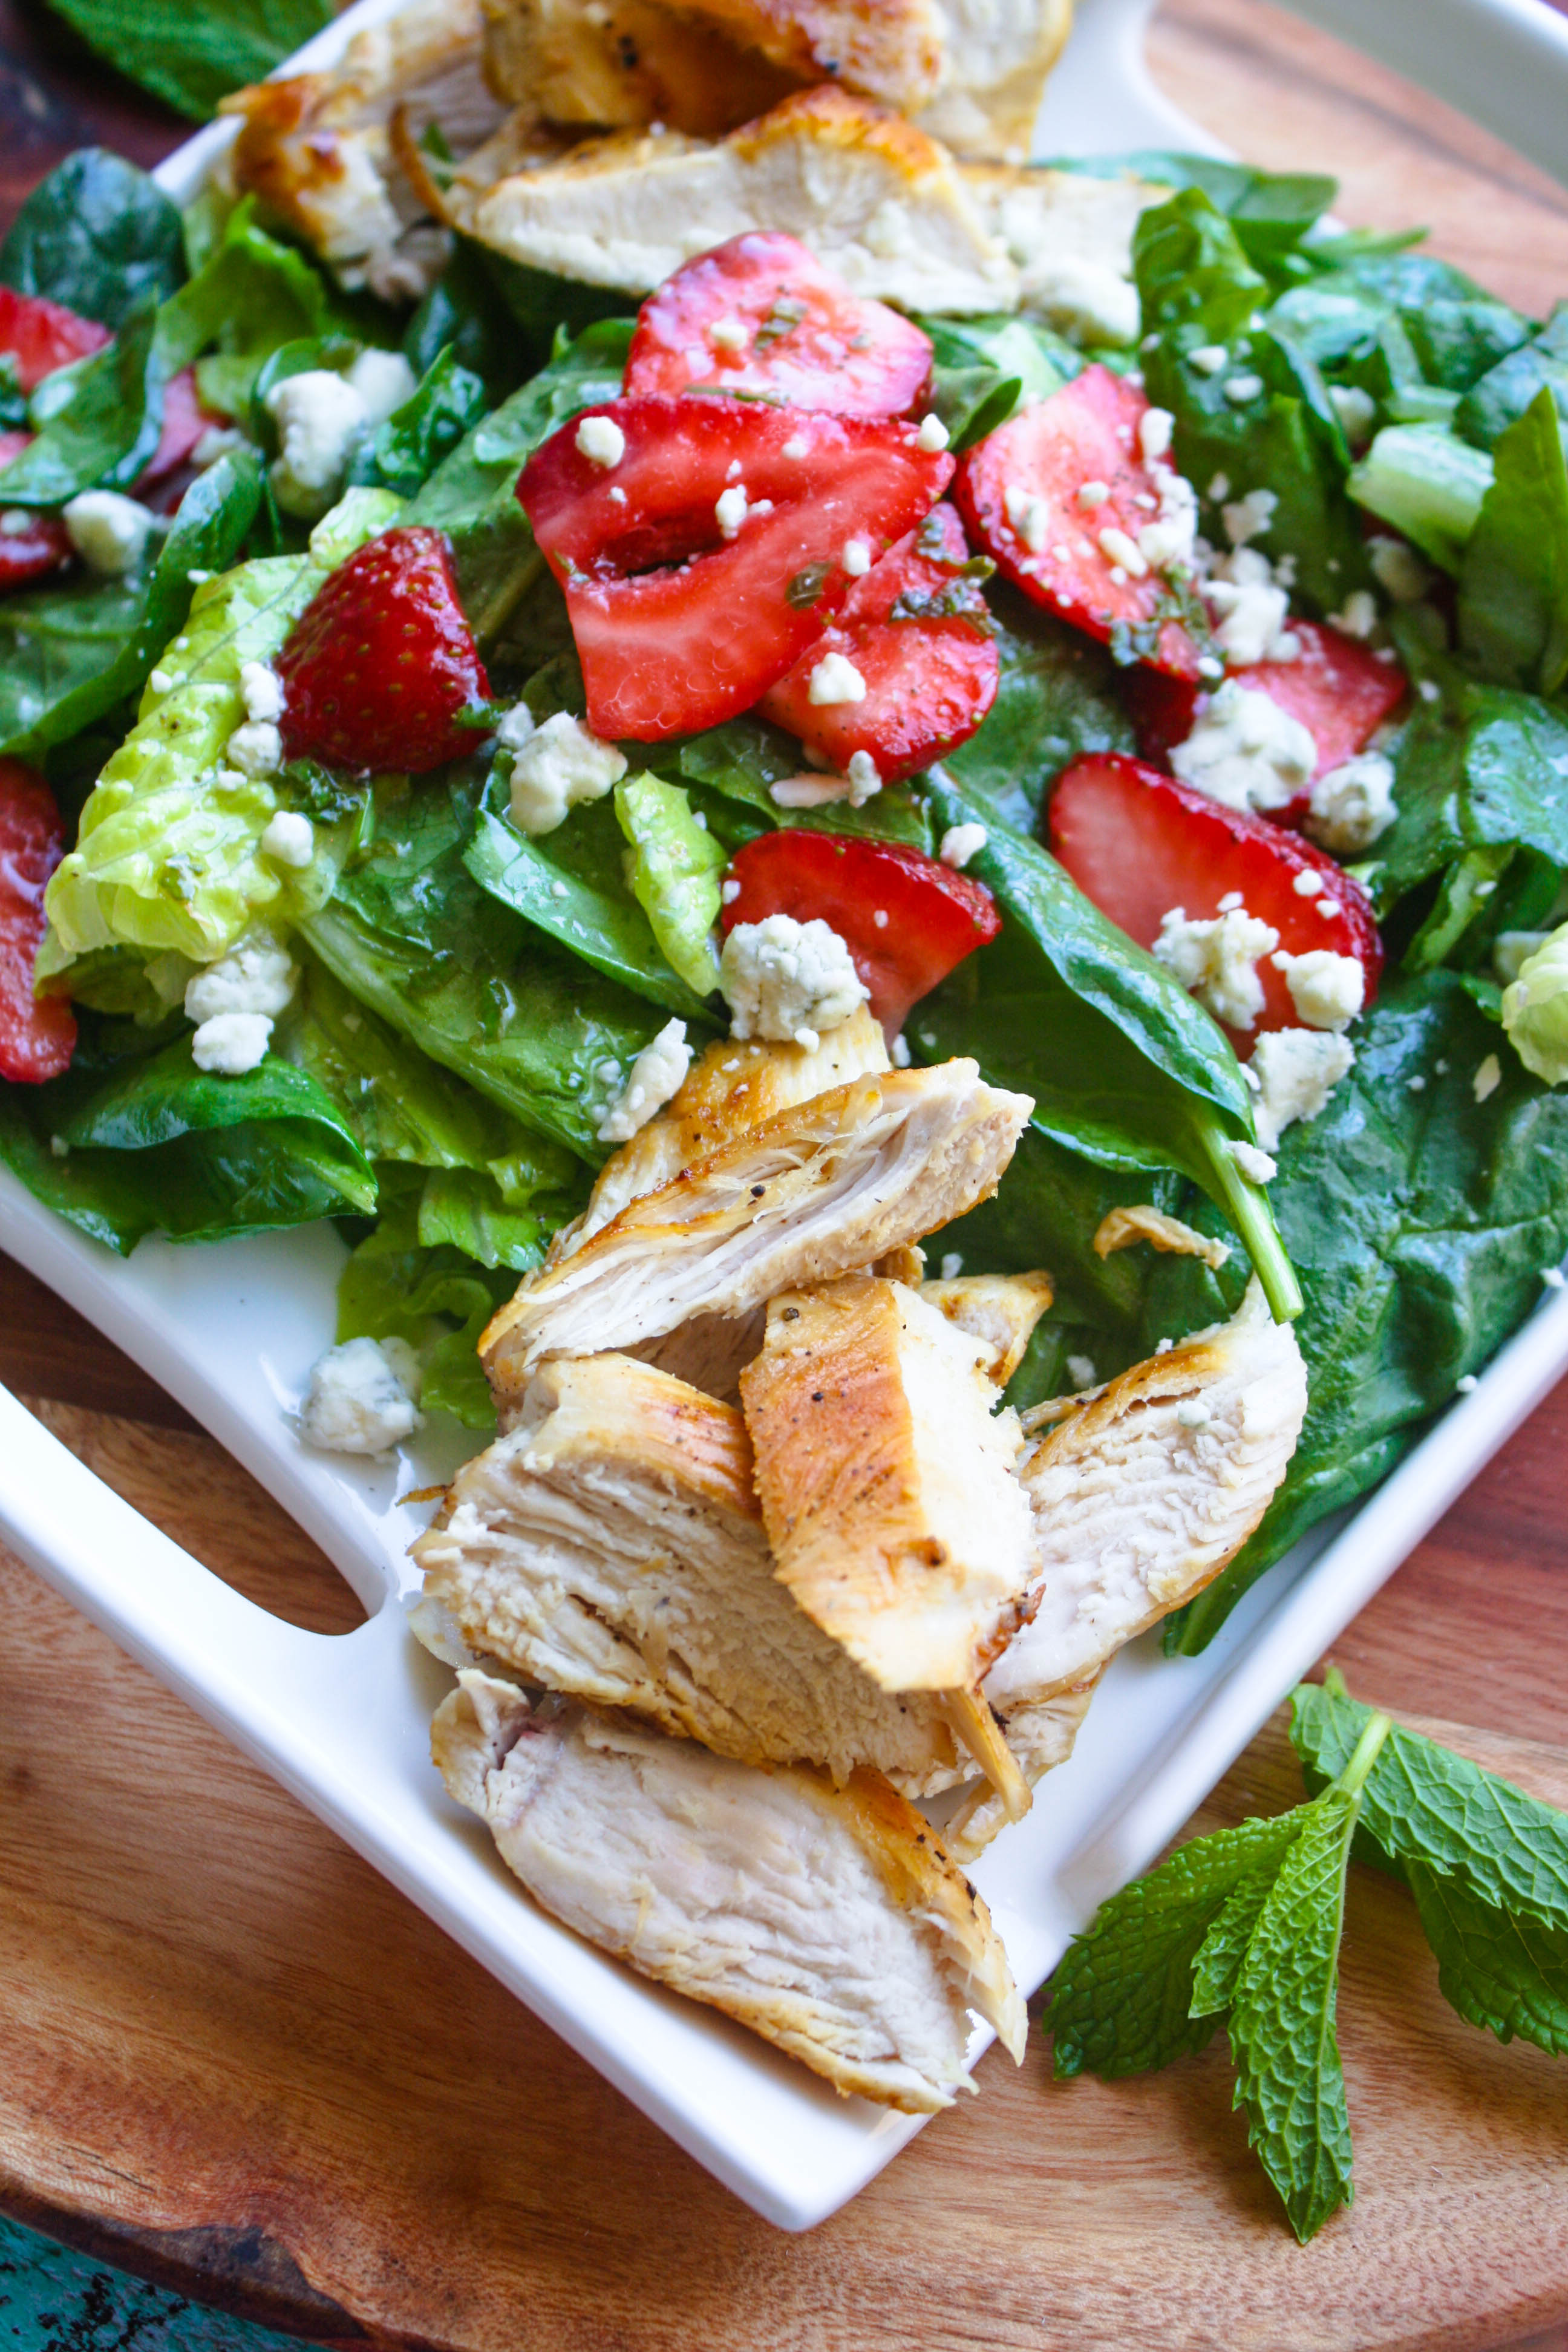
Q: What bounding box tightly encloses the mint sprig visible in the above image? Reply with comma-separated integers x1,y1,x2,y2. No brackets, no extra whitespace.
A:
1045,1679,1568,2241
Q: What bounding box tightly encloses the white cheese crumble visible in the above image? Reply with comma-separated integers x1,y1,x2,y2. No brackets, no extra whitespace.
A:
939,822,988,870
915,414,950,452
1330,589,1379,641
1135,465,1198,573
808,651,867,705
1367,534,1430,603
1097,525,1148,577
1328,384,1377,444
596,1018,692,1142
192,425,247,469
575,414,627,468
299,1336,420,1455
1154,904,1280,1030
1170,679,1318,814
1190,345,1228,375
63,490,155,577
225,720,283,778
266,370,368,519
1474,1052,1502,1103
240,661,286,725
1221,487,1276,548
720,913,868,1054
940,1252,964,1281
715,483,750,538
1203,547,1298,667
189,1012,274,1075
261,811,315,869
1138,407,1174,464
890,1031,912,1067
1271,947,1364,1030
347,348,416,426
1077,480,1110,509
1004,482,1051,554
508,712,627,836
184,930,298,1028
781,436,808,460
1305,750,1396,854
1066,1351,1099,1389
1230,1139,1278,1184
841,538,872,576
708,316,749,353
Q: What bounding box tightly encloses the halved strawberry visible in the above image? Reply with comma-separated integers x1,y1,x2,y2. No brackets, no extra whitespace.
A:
0,759,75,1082
720,828,1000,1036
0,433,71,593
757,504,998,784
1126,618,1407,805
520,397,952,741
277,526,489,774
0,286,109,394
1049,752,1381,1040
955,365,1204,681
623,232,933,418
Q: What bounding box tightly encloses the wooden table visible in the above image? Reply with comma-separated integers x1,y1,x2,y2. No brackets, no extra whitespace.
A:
4,2,1568,2345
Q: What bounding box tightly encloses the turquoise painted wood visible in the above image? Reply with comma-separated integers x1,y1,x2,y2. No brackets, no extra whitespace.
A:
0,2218,316,2352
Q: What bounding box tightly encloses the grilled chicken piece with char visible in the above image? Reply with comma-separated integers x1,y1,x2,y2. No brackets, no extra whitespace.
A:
481,1057,1032,1381
985,1279,1307,1716
919,1269,1054,1388
224,0,511,298
740,1276,1036,1693
434,1670,1025,2109
414,1351,998,1793
441,87,1018,313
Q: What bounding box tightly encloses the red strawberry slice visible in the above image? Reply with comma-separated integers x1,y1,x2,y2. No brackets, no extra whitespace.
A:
0,432,71,594
1049,752,1381,1042
623,232,933,419
1126,618,1407,809
720,828,1000,1036
520,396,952,741
136,367,218,492
757,503,999,784
0,286,109,394
0,759,75,1082
955,364,1203,682
277,526,489,774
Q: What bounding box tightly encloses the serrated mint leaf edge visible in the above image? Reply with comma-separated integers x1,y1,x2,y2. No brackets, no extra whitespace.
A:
1408,1856,1568,2057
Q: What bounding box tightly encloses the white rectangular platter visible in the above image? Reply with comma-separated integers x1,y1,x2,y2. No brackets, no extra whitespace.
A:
4,0,1568,2234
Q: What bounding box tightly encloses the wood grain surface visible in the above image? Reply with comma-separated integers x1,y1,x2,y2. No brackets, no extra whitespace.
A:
3,1,1568,2345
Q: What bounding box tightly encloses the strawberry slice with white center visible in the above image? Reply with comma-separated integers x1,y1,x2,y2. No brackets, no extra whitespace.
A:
1126,618,1407,811
757,503,999,785
623,232,933,417
721,828,1001,1036
1049,751,1381,1042
519,396,953,741
955,364,1204,682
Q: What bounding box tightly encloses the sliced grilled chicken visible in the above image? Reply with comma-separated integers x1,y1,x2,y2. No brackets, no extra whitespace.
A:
919,1269,1054,1387
224,0,509,297
983,1279,1307,1713
959,160,1158,332
916,0,1072,154
416,1351,990,1791
942,1676,1096,1862
482,1058,1032,1380
483,0,802,137
572,1005,890,1249
443,87,1018,312
622,1308,767,1404
434,1670,1025,2108
740,1276,1036,1692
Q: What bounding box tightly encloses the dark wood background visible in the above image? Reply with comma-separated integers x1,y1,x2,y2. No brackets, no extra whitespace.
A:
3,1,1568,2344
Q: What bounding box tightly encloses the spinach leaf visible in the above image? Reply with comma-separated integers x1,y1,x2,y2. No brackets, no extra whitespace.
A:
664,714,935,851
42,0,335,122
915,313,1079,451
1163,970,1568,1651
336,1184,516,1432
367,346,489,497
0,1021,375,1255
941,583,1135,834
0,150,185,325
1051,152,1335,270
1456,305,1568,451
480,250,637,375
0,299,162,506
0,448,261,761
913,774,1299,1319
1132,187,1269,344
466,780,717,1020
158,201,343,422
301,768,675,1161
1457,389,1568,695
404,235,533,403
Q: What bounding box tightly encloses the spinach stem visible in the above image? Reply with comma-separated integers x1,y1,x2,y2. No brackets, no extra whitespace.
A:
1198,1125,1304,1323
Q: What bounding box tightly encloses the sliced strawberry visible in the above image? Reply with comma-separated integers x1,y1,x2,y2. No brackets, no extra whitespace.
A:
623,232,933,419
720,828,1000,1036
757,503,998,783
1127,618,1407,806
520,397,952,741
955,365,1203,681
1049,752,1381,1042
0,759,75,1082
0,432,71,594
136,367,217,491
277,526,489,774
0,286,109,394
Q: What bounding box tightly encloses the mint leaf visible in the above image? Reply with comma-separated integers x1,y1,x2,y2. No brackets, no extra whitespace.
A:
1408,1858,1568,2058
1190,1860,1286,2019
1227,1790,1359,2244
1292,1676,1568,1936
1048,1812,1305,2079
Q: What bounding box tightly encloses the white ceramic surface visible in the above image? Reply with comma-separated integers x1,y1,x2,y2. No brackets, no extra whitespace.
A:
4,0,1568,2233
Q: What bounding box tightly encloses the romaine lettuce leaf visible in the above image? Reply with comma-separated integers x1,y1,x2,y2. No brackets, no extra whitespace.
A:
615,771,725,999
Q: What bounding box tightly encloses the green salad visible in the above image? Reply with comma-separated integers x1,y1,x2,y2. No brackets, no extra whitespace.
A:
4,140,1568,1653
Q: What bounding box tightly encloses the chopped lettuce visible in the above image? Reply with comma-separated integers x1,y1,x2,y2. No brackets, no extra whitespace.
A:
614,772,725,999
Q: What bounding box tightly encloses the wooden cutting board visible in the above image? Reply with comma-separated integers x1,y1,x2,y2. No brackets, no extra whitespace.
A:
5,1,1568,2345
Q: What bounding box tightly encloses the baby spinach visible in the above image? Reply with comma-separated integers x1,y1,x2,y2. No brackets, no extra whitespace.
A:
157,200,345,421
941,584,1135,834
0,299,162,506
0,150,185,326
1053,152,1336,273
365,346,489,497
1155,971,1568,1653
916,313,1079,450
42,0,334,122
1457,389,1568,695
405,235,534,403
1456,305,1568,451
913,774,1299,1320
